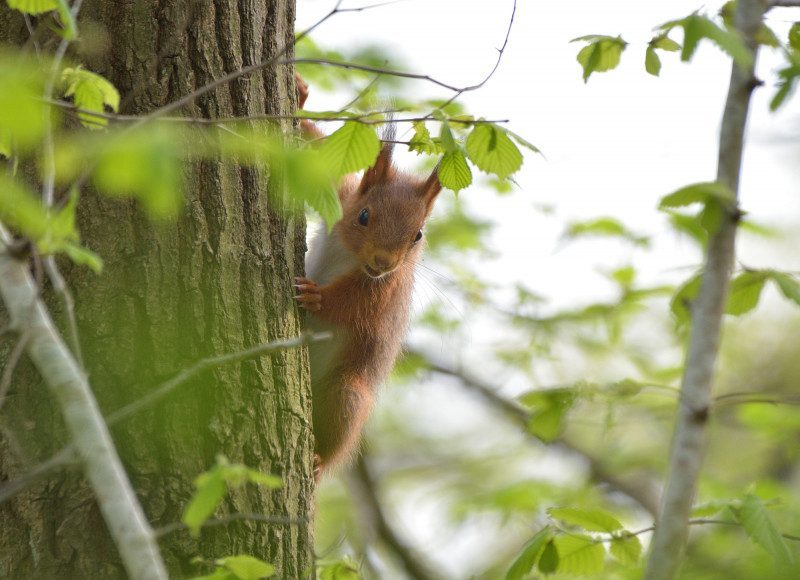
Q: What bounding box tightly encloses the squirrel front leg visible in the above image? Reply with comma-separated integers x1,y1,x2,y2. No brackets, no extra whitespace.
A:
293,274,365,327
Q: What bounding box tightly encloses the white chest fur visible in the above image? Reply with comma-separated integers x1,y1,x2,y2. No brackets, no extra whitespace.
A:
305,223,359,286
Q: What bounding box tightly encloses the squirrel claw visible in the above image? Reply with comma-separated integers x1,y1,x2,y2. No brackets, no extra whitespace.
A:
293,276,322,311
295,73,309,109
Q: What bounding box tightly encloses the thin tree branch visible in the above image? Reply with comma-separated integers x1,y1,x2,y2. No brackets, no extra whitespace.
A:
42,257,84,367
0,223,168,580
154,512,306,538
413,350,661,517
106,331,329,425
644,2,765,579
769,0,800,7
348,452,441,580
0,446,77,504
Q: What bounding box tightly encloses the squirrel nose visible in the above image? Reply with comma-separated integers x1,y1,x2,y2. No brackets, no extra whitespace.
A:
372,253,396,272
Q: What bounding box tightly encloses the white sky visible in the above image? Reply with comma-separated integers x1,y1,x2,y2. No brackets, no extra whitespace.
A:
297,1,800,575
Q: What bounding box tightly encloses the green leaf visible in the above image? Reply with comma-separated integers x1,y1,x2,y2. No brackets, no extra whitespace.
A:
182,467,226,537
769,271,800,306
505,130,541,154
217,556,275,580
63,243,103,273
465,123,523,179
319,121,381,176
519,389,575,442
0,54,49,152
318,558,361,580
553,535,605,575
284,148,342,229
790,23,800,51
670,273,702,326
244,468,282,488
564,217,648,246
659,181,734,209
664,14,753,69
548,507,623,533
652,35,680,52
6,0,57,14
572,35,627,82
732,494,796,568
726,270,768,315
506,526,554,580
609,534,642,566
62,67,120,129
438,150,472,192
645,46,661,76
538,540,559,574
408,121,441,155
755,24,780,48
770,52,800,111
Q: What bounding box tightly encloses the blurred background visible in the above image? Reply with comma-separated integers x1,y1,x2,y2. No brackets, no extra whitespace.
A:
297,0,800,578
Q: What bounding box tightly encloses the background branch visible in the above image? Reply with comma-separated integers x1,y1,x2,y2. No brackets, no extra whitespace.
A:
644,2,766,579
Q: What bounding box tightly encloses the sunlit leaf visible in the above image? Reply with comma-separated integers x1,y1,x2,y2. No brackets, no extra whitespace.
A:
769,271,800,306
408,121,441,155
645,46,662,76
6,0,57,14
564,217,648,246
553,535,605,575
726,270,768,316
661,13,752,68
318,558,361,580
610,534,642,566
438,150,472,192
659,181,734,209
0,53,49,152
548,507,623,533
61,66,120,129
538,540,559,574
572,35,628,82
319,121,381,176
506,526,554,580
465,123,523,179
182,467,226,537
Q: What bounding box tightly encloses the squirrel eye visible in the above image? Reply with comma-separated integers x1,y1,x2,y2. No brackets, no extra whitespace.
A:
414,229,423,243
358,208,369,226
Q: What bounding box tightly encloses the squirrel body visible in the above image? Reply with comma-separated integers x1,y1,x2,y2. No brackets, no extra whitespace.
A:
294,75,442,476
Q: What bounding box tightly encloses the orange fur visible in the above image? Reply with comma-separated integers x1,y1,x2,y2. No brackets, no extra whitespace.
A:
294,75,442,477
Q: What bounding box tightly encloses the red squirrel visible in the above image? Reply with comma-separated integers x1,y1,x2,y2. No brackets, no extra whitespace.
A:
293,75,442,477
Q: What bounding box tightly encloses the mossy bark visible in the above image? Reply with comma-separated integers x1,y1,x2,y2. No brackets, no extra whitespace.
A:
0,1,313,577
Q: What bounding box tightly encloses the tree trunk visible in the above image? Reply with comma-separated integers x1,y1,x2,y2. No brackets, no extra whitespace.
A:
0,1,313,578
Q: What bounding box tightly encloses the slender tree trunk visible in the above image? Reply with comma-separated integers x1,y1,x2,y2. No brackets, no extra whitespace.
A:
0,1,314,578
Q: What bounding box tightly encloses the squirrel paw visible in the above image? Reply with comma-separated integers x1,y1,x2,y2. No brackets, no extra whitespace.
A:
313,453,323,482
293,276,322,311
295,72,309,109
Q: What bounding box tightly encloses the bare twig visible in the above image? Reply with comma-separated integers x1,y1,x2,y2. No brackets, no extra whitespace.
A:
43,257,84,367
644,2,765,579
106,331,329,425
413,350,661,517
154,512,306,538
0,222,168,580
769,0,800,8
349,453,440,580
596,518,800,543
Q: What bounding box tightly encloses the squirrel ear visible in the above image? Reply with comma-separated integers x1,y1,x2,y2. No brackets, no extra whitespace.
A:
357,143,394,195
420,164,442,209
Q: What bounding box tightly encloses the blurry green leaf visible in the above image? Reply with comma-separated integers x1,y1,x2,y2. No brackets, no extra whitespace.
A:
610,534,642,566
538,540,559,574
661,14,752,68
666,211,707,246
0,53,49,152
659,181,734,209
692,499,738,518
6,0,57,14
769,271,800,306
726,271,767,315
63,243,103,273
790,23,800,51
564,217,648,246
392,351,429,381
670,273,702,326
652,35,681,52
754,24,780,48
519,389,575,442
465,123,523,179
319,121,381,176
425,202,492,254
732,494,796,568
505,130,541,155
548,507,623,533
283,148,342,229
438,150,472,192
645,46,662,76
318,558,361,580
553,535,605,575
216,556,275,580
182,467,226,537
62,66,121,129
771,51,800,111
506,526,554,580
243,468,282,488
572,35,628,82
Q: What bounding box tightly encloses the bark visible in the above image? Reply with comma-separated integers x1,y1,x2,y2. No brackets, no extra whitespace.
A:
0,1,314,578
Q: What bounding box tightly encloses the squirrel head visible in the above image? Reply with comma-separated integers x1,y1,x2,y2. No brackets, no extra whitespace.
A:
338,143,442,279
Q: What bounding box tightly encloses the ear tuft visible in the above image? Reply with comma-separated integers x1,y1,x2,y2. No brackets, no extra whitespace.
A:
357,143,394,195
420,164,442,209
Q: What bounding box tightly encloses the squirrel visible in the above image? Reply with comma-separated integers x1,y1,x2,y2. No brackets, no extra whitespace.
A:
293,74,442,478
